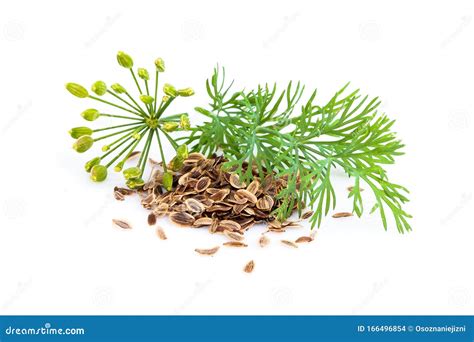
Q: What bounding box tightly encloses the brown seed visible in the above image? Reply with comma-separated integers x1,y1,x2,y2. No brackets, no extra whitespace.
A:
219,220,241,232
243,260,255,273
187,152,206,162
259,235,270,247
224,231,244,241
194,177,211,192
295,236,313,243
256,195,274,211
332,212,353,218
195,246,220,256
209,188,230,202
170,212,195,226
184,198,205,214
112,219,132,229
127,150,141,160
268,220,282,229
114,191,125,201
207,204,232,213
223,241,248,247
156,226,167,240
246,180,260,195
280,240,298,248
147,213,157,226
236,189,257,204
193,217,213,227
229,173,246,188
347,186,364,192
232,203,248,214
301,211,314,220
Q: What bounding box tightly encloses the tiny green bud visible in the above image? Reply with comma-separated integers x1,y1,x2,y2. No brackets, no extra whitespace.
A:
81,108,100,121
177,87,195,97
69,126,93,139
91,81,107,96
154,58,165,72
102,145,110,152
114,161,125,172
180,114,191,130
177,144,189,159
132,131,141,139
163,83,177,97
162,122,179,132
73,135,94,153
140,95,154,105
90,164,107,182
117,51,134,68
85,157,101,172
123,167,141,180
137,68,149,80
169,156,184,171
163,172,173,191
126,178,145,189
66,82,89,98
111,83,127,94
162,95,170,103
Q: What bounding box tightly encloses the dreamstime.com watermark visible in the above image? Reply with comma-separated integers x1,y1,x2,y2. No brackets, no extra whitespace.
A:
3,322,85,336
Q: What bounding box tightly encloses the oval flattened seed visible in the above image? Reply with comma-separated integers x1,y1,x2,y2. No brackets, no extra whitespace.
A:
209,188,230,202
184,198,205,214
280,240,298,248
219,220,241,232
112,219,132,229
169,212,195,226
223,241,248,247
301,211,314,220
156,227,167,240
224,231,245,241
256,195,274,211
295,236,313,243
193,217,213,227
332,212,353,218
229,173,246,189
236,189,257,204
243,260,255,273
246,180,260,195
147,213,157,226
259,234,270,247
194,246,220,255
194,177,211,193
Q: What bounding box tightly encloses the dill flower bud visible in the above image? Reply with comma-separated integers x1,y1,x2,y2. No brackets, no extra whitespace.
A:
138,68,149,80
162,122,179,132
91,81,107,96
117,51,133,68
169,156,184,171
126,178,145,189
155,58,165,72
102,145,110,152
111,83,127,94
162,95,170,103
163,172,173,191
177,87,195,97
90,164,107,182
180,114,190,130
66,83,89,98
140,95,154,105
163,83,177,97
114,161,125,172
69,126,93,139
81,108,100,121
73,135,94,153
177,144,189,159
123,167,141,180
85,157,101,172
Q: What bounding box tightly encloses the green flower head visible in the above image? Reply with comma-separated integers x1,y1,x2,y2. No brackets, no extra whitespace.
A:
81,108,100,121
85,157,101,172
91,81,107,96
117,51,133,68
69,126,93,139
154,58,165,72
73,135,94,153
90,164,107,182
177,144,189,159
123,166,141,180
177,87,195,97
140,95,154,105
169,155,184,171
180,114,191,130
138,68,149,80
111,83,127,94
163,83,177,97
66,83,89,98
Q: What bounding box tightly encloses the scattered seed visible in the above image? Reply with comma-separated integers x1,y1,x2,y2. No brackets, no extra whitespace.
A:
280,240,298,248
170,212,196,226
259,235,270,247
332,212,353,218
224,231,244,241
112,219,132,229
195,246,220,256
147,213,157,226
243,260,255,273
236,189,258,204
156,227,167,240
229,173,246,189
184,198,205,214
194,177,211,192
219,220,241,232
193,217,213,227
301,211,314,220
246,180,260,195
295,236,313,243
223,241,248,247
127,150,141,160
256,195,274,211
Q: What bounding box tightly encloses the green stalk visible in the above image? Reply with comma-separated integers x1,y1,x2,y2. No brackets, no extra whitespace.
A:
155,129,168,172
119,131,146,165
157,97,175,118
139,130,154,177
93,122,143,133
159,127,179,150
153,71,159,113
106,90,147,116
102,124,146,148
105,138,140,168
94,125,141,142
137,129,153,168
100,113,143,121
130,69,143,94
89,95,145,118
125,92,148,117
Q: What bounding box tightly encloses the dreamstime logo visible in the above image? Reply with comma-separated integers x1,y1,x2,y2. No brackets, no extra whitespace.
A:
2,278,32,310
3,21,24,42
263,13,300,49
447,110,470,131
92,287,114,307
1,100,32,135
2,197,28,220
271,287,293,307
449,288,471,308
359,21,381,42
441,16,471,48
84,13,121,48
352,278,389,314
181,19,206,42
440,192,472,225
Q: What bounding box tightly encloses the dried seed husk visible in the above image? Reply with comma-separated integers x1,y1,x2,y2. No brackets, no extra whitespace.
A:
224,231,244,241
295,236,313,243
219,219,242,232
209,219,219,233
114,191,125,201
209,188,230,202
236,189,258,204
187,152,206,162
223,241,248,247
154,203,169,216
193,217,213,227
156,227,167,240
233,203,248,214
246,180,260,195
229,173,246,189
127,150,141,161
301,211,314,220
259,234,270,247
207,204,232,213
170,212,195,226
195,246,220,256
332,212,353,218
244,260,255,273
184,198,205,214
147,213,157,226
194,177,211,192
112,219,132,229
256,195,274,211
267,220,282,229
281,240,298,248
114,186,135,196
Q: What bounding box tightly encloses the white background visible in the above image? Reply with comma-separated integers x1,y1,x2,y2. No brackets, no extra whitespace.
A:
0,0,473,315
